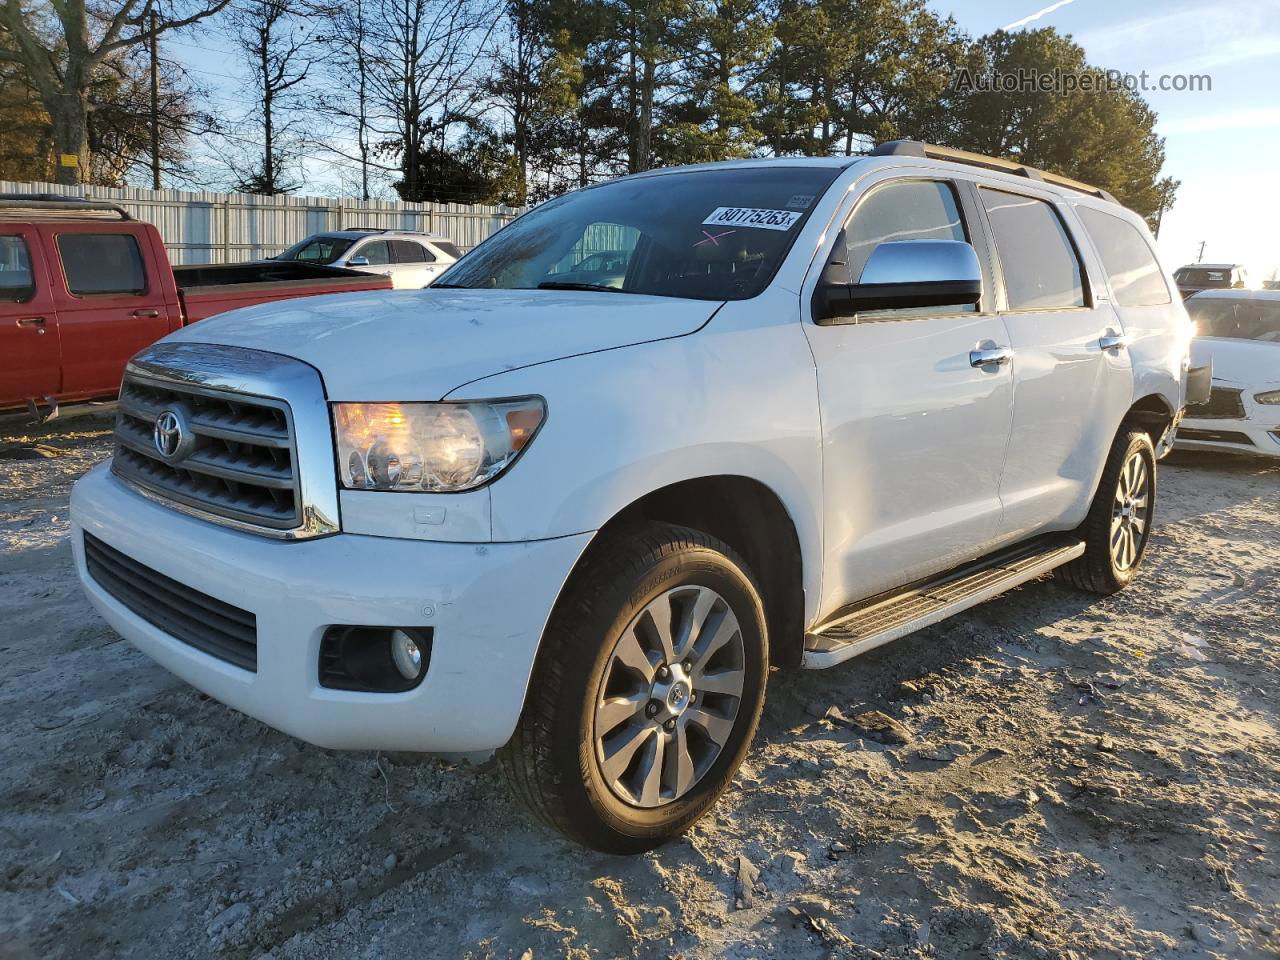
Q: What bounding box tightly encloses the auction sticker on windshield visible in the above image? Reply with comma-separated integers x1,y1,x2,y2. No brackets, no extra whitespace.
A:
703,207,803,231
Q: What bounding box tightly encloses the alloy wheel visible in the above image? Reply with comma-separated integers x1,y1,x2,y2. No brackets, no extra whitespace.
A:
592,585,746,808
1110,450,1151,571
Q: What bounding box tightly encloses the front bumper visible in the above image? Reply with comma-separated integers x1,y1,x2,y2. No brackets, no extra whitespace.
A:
71,463,591,751
1175,413,1280,458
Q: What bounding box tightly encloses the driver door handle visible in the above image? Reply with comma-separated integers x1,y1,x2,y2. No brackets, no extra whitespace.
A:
969,346,1014,367
16,316,48,334
1098,334,1128,351
131,308,160,318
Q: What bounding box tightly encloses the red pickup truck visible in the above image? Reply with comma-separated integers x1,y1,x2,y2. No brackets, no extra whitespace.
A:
1,195,392,414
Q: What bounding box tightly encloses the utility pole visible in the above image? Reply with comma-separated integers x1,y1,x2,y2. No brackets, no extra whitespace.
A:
149,10,161,190
1196,240,1207,263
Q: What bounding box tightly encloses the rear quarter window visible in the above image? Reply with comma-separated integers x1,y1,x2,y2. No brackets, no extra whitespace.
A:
980,188,1085,311
57,233,147,295
1077,207,1171,307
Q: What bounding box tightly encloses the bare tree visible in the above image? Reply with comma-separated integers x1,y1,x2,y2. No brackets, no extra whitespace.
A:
366,0,497,200
226,0,314,193
314,0,376,198
0,0,231,184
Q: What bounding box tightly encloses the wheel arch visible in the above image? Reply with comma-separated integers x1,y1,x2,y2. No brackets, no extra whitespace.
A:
1124,392,1176,450
579,475,808,669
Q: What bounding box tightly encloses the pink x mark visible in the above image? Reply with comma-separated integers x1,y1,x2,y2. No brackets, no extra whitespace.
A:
695,229,736,247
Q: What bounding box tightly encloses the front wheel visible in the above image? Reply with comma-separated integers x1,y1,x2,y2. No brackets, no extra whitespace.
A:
1058,428,1157,595
499,522,768,853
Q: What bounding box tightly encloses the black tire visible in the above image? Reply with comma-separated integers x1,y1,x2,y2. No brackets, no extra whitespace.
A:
498,521,768,853
1057,428,1157,595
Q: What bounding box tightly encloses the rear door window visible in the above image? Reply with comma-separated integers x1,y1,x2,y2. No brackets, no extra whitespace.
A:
1077,207,1170,307
57,233,147,296
432,241,462,259
391,240,433,263
980,189,1085,311
0,235,35,302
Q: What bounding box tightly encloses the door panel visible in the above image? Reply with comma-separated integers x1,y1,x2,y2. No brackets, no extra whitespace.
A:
47,223,172,399
0,228,61,405
389,239,433,288
808,313,1016,611
995,309,1132,539
973,187,1135,541
803,174,1015,617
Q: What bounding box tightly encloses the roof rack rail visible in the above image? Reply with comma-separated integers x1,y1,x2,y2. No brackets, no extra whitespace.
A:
0,193,132,220
341,226,388,233
870,140,1119,204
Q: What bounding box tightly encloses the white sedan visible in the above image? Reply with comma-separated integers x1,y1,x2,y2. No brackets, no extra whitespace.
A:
1177,289,1280,457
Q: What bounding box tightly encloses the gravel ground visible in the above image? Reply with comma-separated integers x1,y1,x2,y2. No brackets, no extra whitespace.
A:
1,415,1278,960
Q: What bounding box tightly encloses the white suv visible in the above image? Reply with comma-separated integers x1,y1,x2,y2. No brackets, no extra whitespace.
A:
71,141,1192,852
273,229,462,288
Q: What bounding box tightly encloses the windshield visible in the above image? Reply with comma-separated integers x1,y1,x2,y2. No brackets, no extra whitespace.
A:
276,234,356,264
1189,296,1280,342
434,166,842,301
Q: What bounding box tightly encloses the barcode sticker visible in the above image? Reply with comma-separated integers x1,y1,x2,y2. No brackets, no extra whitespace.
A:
702,207,803,231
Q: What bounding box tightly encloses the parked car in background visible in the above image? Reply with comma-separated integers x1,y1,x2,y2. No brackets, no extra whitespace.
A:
273,229,462,289
72,141,1192,853
0,195,392,415
544,248,631,289
1174,262,1248,300
1177,289,1280,457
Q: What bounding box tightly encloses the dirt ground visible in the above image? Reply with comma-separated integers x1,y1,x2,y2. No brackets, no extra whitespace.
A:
1,413,1277,960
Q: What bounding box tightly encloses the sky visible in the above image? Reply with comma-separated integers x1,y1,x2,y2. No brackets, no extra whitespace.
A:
169,0,1280,281
929,0,1280,281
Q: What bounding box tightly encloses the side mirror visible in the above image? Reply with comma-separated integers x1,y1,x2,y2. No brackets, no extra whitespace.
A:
815,239,983,322
348,256,370,266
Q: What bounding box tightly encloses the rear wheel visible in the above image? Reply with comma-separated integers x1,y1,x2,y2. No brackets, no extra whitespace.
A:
499,522,768,853
1058,428,1157,595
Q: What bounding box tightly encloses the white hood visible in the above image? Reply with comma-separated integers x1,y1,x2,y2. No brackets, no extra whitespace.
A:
167,288,720,400
1191,337,1280,388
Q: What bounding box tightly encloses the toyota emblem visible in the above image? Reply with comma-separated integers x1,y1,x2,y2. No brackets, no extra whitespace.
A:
152,408,191,462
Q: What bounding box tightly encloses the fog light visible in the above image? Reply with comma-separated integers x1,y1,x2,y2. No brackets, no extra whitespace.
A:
319,626,433,692
391,629,423,680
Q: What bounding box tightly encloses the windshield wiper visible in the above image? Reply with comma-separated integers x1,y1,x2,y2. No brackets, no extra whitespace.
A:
536,281,625,293
428,282,469,288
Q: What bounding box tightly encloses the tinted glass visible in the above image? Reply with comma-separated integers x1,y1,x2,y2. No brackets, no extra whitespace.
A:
844,179,966,280
358,240,391,265
391,240,432,263
1077,207,1170,307
276,235,354,264
435,166,841,300
1175,267,1236,288
432,241,462,259
0,235,34,302
1187,296,1280,342
58,234,146,295
543,225,640,290
980,189,1085,310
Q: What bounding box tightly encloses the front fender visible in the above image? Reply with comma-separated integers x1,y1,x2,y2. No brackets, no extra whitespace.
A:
445,296,826,622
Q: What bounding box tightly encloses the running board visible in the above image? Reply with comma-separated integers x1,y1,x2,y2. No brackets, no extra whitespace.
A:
802,535,1084,669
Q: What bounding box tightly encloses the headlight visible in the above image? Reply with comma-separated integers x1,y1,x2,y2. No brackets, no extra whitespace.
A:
1256,390,1280,405
333,398,545,492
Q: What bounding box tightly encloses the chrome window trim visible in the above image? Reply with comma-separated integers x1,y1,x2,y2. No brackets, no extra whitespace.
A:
115,341,341,540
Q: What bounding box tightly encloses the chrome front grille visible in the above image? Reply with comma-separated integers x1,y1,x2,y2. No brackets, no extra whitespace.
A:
109,342,339,539
114,377,301,529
